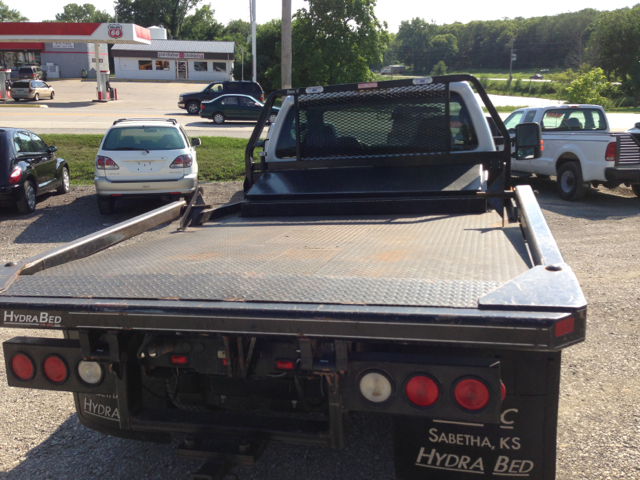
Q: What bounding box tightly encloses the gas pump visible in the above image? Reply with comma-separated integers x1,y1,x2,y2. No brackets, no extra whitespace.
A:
0,68,11,101
96,70,110,101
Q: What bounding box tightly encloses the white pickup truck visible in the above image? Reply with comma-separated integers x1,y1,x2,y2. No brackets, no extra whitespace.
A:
504,105,640,199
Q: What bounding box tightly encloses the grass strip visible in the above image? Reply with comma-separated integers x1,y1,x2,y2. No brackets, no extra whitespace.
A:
39,134,248,185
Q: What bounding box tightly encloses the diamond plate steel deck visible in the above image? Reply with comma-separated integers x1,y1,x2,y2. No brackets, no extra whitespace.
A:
3,212,532,308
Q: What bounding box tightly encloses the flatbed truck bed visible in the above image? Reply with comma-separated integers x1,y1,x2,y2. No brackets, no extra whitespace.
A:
0,76,586,479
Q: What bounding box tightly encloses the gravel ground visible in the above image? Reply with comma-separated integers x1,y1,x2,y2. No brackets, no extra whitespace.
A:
0,180,638,479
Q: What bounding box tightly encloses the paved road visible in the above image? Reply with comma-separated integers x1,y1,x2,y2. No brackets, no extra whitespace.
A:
0,180,638,479
0,80,257,137
3,80,638,137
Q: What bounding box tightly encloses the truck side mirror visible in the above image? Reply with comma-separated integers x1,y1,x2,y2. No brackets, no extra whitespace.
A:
191,138,201,147
514,123,542,160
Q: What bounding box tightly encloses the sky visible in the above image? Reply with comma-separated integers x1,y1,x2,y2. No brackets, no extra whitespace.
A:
5,0,639,33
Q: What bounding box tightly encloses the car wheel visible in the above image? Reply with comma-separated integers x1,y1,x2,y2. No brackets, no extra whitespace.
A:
213,112,226,125
56,167,70,194
631,184,640,198
16,180,37,214
34,93,39,101
187,101,200,115
268,113,278,125
556,162,587,201
50,91,55,100
97,196,116,215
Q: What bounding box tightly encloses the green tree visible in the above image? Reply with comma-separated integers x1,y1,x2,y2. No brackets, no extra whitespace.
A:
292,0,388,86
180,5,223,40
430,60,447,76
0,0,28,21
55,3,112,22
115,0,200,38
396,18,436,74
565,67,609,105
594,5,640,106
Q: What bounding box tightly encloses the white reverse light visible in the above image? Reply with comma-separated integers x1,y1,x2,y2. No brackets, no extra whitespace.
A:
359,371,393,403
77,361,103,385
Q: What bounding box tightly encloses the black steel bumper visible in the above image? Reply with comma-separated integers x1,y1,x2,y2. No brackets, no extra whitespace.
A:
605,167,640,183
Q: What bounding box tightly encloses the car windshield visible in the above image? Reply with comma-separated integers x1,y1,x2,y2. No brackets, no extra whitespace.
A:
102,126,186,151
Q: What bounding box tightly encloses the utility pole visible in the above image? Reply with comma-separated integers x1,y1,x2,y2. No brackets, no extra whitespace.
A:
251,0,257,82
241,47,244,81
508,38,516,90
281,0,292,89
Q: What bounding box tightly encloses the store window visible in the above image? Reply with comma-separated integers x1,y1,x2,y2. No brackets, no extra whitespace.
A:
138,60,152,70
155,60,170,71
194,62,208,72
213,62,226,72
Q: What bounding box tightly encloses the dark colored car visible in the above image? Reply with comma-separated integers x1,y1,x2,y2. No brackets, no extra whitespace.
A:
529,74,544,80
0,128,70,214
18,66,47,81
179,81,264,115
199,94,280,125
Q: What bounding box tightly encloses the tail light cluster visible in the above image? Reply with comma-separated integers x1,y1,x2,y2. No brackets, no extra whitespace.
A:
96,156,119,170
9,166,22,184
9,352,103,387
344,359,505,422
170,154,193,168
357,369,503,412
605,141,616,162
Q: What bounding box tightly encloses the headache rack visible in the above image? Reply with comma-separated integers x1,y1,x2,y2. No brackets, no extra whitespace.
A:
240,75,513,218
246,75,511,186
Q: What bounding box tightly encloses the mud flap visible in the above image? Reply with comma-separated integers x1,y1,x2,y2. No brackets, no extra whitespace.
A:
74,392,170,443
393,351,561,479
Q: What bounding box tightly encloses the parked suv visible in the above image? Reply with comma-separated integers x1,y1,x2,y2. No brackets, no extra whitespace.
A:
179,81,264,115
18,66,47,81
94,118,200,214
0,128,70,214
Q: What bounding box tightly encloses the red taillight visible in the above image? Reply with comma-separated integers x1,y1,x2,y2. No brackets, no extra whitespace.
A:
9,167,21,184
170,154,192,168
605,142,616,162
10,353,35,381
43,355,68,384
555,317,575,337
454,378,490,411
200,104,205,110
96,156,118,170
405,375,439,407
170,355,188,365
540,139,544,152
275,360,295,371
261,94,264,102
501,381,506,401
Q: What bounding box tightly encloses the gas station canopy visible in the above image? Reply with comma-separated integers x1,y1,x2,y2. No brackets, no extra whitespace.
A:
0,23,150,101
0,22,150,45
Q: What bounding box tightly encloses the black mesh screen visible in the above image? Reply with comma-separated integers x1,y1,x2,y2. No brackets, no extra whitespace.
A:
299,84,448,159
273,85,479,161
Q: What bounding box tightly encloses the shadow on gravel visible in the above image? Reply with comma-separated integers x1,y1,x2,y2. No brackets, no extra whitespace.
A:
3,414,194,480
3,412,395,480
513,177,640,220
3,193,171,245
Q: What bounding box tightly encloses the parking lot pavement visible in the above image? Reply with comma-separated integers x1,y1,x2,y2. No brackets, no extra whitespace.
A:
0,180,639,479
0,79,258,138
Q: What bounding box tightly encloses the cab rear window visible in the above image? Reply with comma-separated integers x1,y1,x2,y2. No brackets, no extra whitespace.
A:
541,109,606,131
12,81,29,88
102,127,186,151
